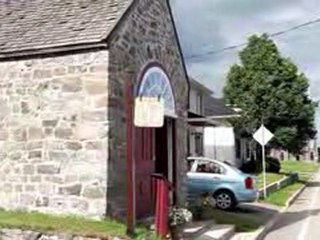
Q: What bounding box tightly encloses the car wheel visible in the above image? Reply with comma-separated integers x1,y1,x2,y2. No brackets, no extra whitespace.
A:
214,190,236,210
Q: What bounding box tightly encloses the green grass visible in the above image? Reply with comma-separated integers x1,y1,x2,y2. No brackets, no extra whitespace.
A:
281,161,319,181
201,207,261,232
256,161,319,189
262,182,303,206
0,210,155,240
261,161,319,206
256,173,285,189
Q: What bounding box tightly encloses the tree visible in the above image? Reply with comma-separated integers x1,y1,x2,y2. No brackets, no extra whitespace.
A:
224,34,317,154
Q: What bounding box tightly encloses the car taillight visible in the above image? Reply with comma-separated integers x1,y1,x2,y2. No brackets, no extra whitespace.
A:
245,177,253,189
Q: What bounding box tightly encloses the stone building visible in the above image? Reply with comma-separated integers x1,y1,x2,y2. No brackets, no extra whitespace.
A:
0,0,189,220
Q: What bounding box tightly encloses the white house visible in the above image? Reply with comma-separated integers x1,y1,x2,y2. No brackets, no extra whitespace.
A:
187,77,214,156
187,77,243,166
203,97,243,167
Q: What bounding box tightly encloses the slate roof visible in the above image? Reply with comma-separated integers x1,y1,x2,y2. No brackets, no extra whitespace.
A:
0,0,132,56
204,96,237,117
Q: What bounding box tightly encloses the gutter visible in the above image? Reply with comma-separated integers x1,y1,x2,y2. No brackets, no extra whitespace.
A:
0,0,137,61
187,118,219,126
207,114,241,119
0,42,108,61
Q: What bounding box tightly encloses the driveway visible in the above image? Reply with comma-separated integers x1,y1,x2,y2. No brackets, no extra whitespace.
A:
198,202,280,233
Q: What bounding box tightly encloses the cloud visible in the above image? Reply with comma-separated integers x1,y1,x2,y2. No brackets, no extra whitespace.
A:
171,0,320,144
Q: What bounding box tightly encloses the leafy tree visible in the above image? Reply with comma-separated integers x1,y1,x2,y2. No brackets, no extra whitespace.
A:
224,34,317,154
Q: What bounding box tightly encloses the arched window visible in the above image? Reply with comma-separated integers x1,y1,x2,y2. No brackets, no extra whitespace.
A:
137,66,176,117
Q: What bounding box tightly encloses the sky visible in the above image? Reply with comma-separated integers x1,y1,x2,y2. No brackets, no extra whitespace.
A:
171,0,320,145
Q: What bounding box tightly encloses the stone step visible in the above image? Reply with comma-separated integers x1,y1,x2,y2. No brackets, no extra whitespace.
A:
195,224,235,240
230,232,257,240
183,220,215,239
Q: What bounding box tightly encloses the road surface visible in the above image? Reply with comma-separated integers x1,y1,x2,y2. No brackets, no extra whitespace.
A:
264,170,320,240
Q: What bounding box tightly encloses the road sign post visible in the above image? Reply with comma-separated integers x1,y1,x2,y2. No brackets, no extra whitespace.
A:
253,125,274,199
262,140,267,199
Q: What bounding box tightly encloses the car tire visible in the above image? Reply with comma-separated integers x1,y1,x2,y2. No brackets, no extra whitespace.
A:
214,190,237,210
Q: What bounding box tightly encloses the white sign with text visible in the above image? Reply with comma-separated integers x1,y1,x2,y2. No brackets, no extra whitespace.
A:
134,97,164,127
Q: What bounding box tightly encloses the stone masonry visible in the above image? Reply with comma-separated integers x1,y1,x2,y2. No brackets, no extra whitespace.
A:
0,0,189,221
106,0,189,217
0,228,125,240
0,51,109,218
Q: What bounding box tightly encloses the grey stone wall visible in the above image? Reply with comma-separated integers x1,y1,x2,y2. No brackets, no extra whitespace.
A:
107,0,189,217
0,51,109,218
0,229,124,240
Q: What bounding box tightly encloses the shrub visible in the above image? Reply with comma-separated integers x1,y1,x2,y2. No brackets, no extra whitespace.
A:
240,160,262,174
266,157,281,173
240,157,281,174
240,160,254,173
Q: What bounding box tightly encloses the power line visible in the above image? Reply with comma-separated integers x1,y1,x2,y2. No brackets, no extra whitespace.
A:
186,16,320,60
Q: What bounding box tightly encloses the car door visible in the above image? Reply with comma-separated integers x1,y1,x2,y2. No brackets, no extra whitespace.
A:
186,159,198,194
187,160,223,194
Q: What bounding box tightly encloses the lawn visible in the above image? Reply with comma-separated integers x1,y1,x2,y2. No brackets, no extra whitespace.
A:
262,182,303,206
281,161,319,182
256,172,285,189
201,207,262,232
0,210,155,240
256,161,319,189
261,161,319,206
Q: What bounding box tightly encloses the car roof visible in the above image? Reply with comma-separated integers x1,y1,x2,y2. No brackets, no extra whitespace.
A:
186,157,234,169
187,156,219,162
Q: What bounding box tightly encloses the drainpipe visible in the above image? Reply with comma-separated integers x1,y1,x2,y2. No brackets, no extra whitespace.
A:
124,82,134,236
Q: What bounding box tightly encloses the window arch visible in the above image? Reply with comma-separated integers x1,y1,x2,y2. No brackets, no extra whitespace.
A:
137,65,176,117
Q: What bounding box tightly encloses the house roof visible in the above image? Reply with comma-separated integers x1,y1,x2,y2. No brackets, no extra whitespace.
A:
189,76,213,95
0,0,132,58
204,96,237,117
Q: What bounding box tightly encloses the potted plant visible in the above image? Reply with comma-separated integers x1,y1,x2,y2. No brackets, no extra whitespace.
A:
168,206,192,240
187,193,210,220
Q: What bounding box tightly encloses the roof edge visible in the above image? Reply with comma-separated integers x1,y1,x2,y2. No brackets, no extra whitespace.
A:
189,76,214,95
0,42,108,61
166,0,191,110
0,0,136,60
104,0,136,42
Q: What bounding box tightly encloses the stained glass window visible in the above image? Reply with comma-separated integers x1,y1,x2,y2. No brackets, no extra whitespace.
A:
138,66,176,117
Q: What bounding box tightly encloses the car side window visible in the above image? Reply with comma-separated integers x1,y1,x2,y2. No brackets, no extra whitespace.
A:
196,161,225,174
187,160,195,172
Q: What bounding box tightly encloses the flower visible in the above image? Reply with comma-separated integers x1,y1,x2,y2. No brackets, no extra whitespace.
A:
201,194,209,206
168,206,192,227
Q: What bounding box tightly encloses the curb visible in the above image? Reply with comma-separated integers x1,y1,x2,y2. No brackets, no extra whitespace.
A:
251,195,291,240
285,172,317,208
285,184,307,208
250,171,318,240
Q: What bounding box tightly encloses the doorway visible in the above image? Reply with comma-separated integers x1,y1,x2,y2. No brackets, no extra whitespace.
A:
135,117,176,219
155,117,176,203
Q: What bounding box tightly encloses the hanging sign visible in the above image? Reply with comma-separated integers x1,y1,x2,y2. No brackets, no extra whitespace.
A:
134,97,164,127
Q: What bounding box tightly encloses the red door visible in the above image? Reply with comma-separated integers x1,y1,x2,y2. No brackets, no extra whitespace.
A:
135,127,154,219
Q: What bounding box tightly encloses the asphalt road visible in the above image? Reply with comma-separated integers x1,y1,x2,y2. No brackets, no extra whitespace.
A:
264,170,320,240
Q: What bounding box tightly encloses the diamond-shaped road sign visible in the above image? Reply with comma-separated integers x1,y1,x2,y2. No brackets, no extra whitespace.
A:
253,125,274,146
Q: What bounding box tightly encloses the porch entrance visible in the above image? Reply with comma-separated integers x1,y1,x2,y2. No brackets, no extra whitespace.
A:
134,63,177,220
135,117,176,219
155,118,175,185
